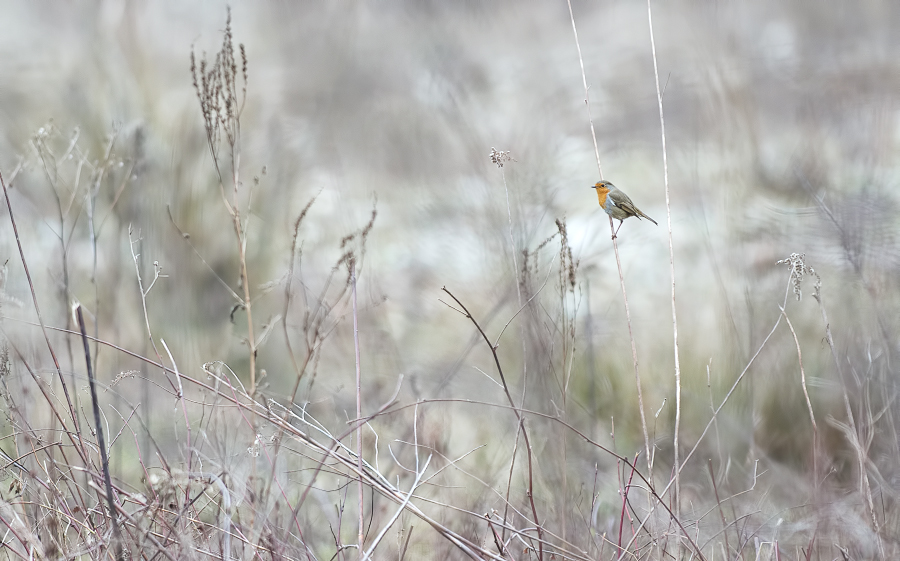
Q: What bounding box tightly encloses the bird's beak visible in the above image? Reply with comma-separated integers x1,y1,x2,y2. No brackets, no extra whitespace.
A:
589,185,596,189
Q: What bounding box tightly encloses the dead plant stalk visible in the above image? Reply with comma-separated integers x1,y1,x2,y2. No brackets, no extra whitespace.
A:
647,0,684,552
440,287,544,560
566,0,653,487
353,260,364,558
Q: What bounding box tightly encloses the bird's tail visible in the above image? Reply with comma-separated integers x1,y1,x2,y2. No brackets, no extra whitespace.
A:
638,210,658,226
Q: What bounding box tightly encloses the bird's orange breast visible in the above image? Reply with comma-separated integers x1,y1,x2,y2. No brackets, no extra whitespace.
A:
594,186,609,208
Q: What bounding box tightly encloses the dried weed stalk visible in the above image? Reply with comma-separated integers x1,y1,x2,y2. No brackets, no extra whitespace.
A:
191,9,259,394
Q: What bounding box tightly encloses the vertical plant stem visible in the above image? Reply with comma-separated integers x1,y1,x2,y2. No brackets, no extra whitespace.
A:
76,305,123,561
565,11,659,552
707,459,731,557
128,228,176,393
647,0,683,546
817,299,883,555
780,308,818,434
609,226,653,477
497,156,530,544
501,168,522,309
499,164,521,541
236,215,257,396
566,0,603,179
566,0,653,484
352,259,364,558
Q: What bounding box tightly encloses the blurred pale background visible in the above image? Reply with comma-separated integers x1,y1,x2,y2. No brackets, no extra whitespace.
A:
1,1,899,557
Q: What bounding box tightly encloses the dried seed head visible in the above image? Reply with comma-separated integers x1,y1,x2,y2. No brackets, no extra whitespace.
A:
191,8,248,157
777,252,821,302
490,147,513,168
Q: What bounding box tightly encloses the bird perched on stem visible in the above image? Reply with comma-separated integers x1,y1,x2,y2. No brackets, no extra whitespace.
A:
591,180,657,238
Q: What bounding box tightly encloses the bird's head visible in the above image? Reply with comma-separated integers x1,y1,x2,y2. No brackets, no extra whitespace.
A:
591,180,612,206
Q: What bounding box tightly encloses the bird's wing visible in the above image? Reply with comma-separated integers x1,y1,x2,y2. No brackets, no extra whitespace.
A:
608,190,638,216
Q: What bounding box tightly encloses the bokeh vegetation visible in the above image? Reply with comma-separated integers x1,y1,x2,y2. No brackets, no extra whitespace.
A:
0,2,898,559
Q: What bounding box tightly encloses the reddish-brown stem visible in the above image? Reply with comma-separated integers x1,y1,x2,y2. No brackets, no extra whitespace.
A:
441,287,544,560
707,459,731,556
617,454,638,557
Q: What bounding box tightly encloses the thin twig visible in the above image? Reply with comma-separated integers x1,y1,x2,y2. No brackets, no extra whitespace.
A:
441,287,545,559
494,255,556,346
617,454,638,557
128,227,177,393
707,459,731,557
166,206,242,304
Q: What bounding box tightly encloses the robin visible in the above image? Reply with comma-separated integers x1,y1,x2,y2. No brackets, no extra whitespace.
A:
591,180,657,237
